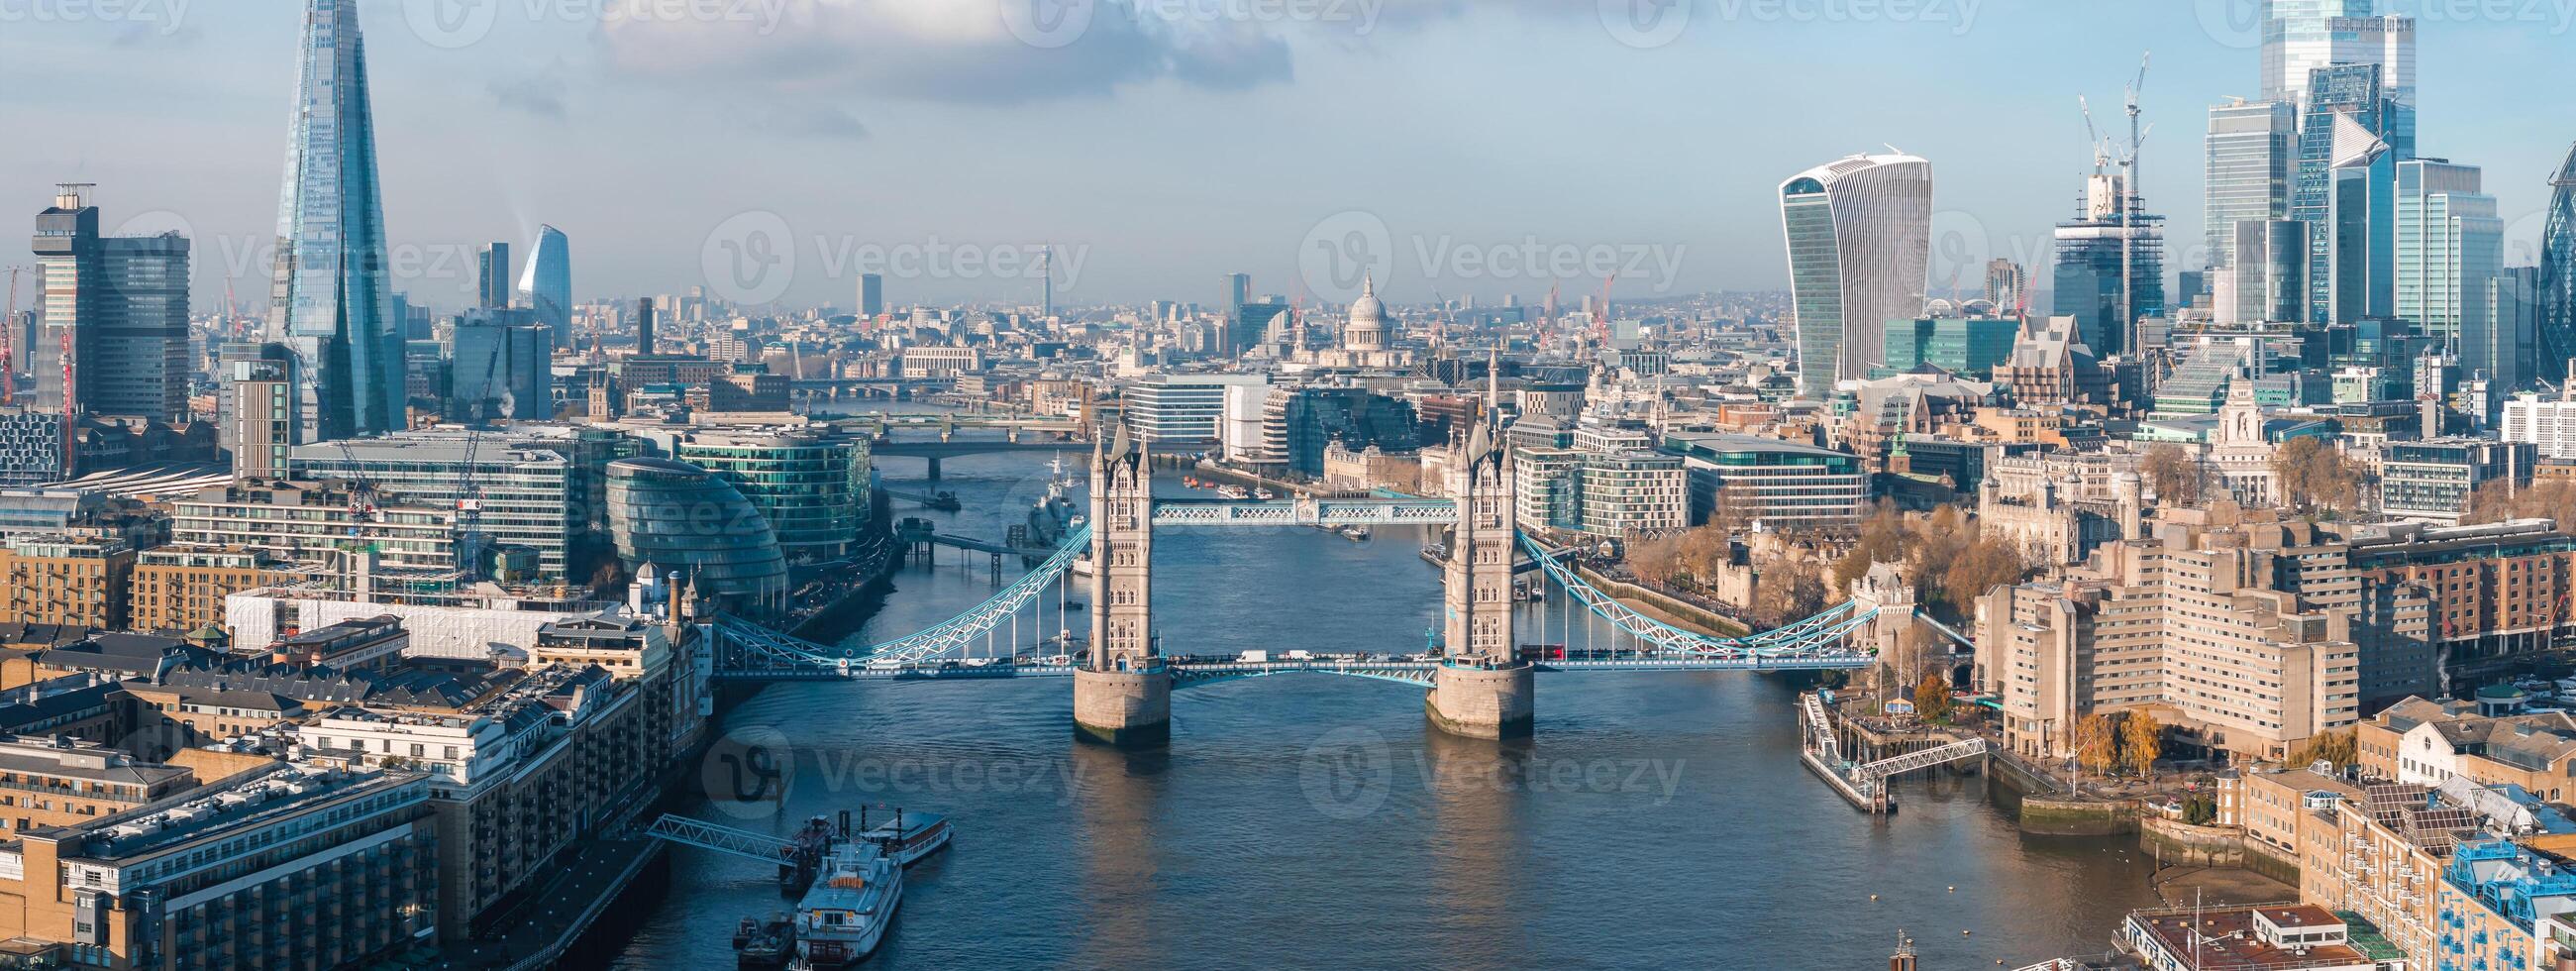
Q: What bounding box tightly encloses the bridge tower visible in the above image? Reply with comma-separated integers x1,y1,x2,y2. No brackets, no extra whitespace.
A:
1848,562,1916,662
1075,423,1171,747
1426,423,1533,739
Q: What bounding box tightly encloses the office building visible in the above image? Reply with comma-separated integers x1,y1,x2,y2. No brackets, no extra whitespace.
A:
2218,220,2309,325
2296,63,2409,324
1275,386,1416,479
2538,143,2576,368
291,436,575,581
476,242,510,309
172,480,455,574
30,186,191,423
2205,99,2297,272
2393,161,2500,358
1983,259,2025,310
673,429,872,561
1575,452,1689,537
2051,172,2166,358
1125,374,1267,444
605,458,787,617
1876,315,2018,380
2471,266,2541,403
2261,1,2413,114
2380,438,2534,525
266,0,405,442
516,225,570,348
448,308,551,421
634,297,657,355
1661,433,1869,533
1779,153,1933,399
858,272,884,319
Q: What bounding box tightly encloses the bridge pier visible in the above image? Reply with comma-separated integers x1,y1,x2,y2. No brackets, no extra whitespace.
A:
1074,668,1172,748
926,457,943,481
1425,663,1534,739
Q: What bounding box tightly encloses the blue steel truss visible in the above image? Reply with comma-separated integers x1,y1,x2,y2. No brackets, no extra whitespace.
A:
1516,535,1877,664
709,525,1882,681
642,813,800,866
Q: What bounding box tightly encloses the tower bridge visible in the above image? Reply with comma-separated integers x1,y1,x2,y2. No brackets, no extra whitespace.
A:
711,425,1931,746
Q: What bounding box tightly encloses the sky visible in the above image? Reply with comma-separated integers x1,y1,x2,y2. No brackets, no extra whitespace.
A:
1,0,2571,314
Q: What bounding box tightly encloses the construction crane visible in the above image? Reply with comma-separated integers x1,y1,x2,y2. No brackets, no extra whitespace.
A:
1597,273,1617,349
2118,52,2151,363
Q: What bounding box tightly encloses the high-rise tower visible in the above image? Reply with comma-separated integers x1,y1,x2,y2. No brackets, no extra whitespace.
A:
1779,154,1933,400
2540,143,2576,372
264,0,403,442
517,225,570,348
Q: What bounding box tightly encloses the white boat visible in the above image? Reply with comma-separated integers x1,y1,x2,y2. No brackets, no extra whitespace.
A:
787,842,902,970
1254,487,1278,500
857,809,952,868
1216,486,1251,500
1072,557,1095,577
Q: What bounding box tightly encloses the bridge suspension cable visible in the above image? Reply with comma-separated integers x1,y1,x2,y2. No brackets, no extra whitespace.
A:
1516,534,1878,662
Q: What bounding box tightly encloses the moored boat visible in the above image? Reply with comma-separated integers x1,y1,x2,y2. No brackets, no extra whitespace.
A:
735,913,796,969
786,842,902,970
857,807,952,868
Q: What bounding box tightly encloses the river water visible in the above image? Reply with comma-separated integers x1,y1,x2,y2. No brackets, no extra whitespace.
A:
613,445,2162,970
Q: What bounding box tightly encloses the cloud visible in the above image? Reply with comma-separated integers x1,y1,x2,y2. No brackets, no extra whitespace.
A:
488,64,569,119
761,104,872,141
597,0,1294,106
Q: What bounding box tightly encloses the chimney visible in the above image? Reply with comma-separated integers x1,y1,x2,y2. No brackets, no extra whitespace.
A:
667,570,684,626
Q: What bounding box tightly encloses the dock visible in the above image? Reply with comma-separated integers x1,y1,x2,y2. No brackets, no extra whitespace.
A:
1799,692,1990,813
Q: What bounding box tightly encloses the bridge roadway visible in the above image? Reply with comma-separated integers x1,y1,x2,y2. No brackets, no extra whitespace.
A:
719,651,1874,684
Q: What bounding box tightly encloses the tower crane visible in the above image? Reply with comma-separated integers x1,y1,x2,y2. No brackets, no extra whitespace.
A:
1,265,25,407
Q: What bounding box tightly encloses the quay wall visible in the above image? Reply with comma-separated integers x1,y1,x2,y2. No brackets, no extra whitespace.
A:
2137,817,2300,888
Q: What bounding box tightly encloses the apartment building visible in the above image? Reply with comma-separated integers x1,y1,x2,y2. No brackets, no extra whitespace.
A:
129,547,291,635
0,764,437,969
170,481,456,576
1976,511,2363,762
290,437,576,581
0,736,195,832
297,663,653,942
0,537,136,631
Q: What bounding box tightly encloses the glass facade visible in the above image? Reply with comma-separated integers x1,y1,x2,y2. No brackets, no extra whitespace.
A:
2393,161,2499,358
516,225,571,348
2326,142,2397,326
2540,144,2576,372
2260,0,2384,106
2051,216,2167,359
1281,387,1417,479
676,431,872,561
2295,62,2409,325
266,0,405,442
2228,220,2309,324
607,458,788,617
1876,316,2018,379
2205,99,2296,271
1779,156,1932,400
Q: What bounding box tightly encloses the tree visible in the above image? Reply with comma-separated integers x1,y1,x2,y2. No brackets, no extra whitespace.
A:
2288,729,2359,770
2074,713,2121,778
2272,437,2367,516
2464,479,2576,534
2121,709,2162,780
1913,672,1953,723
2142,444,2206,507
2183,793,2218,825
1751,555,1827,628
1942,536,2031,610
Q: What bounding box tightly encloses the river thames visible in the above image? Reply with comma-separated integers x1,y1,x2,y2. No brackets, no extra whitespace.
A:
614,447,2162,970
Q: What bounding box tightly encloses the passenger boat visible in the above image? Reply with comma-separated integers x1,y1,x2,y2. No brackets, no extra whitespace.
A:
786,842,902,969
1216,485,1252,500
734,913,796,969
857,808,952,868
1254,487,1278,500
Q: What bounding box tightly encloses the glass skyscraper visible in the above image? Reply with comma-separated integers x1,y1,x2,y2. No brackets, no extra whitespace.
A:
2324,118,2398,327
2294,62,2408,324
2261,2,2414,127
517,225,571,348
2541,144,2576,373
2204,99,2296,271
2393,161,2499,357
31,187,192,424
264,0,404,442
1779,154,1932,400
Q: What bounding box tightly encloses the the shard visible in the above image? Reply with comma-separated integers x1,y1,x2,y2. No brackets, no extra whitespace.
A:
263,0,404,442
